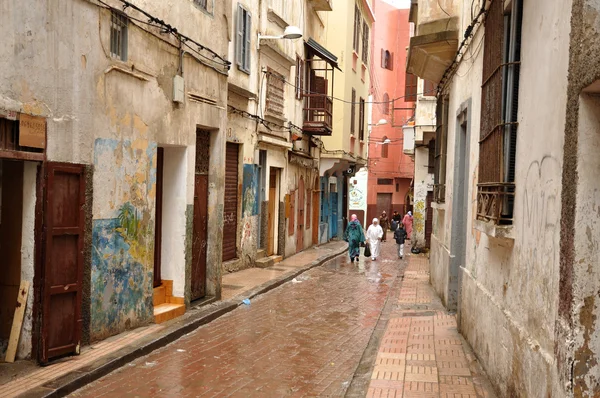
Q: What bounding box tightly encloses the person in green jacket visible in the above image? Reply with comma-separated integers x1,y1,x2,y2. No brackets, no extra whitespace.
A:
344,214,366,263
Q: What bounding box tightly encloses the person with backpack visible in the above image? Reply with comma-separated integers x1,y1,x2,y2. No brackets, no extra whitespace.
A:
394,223,408,259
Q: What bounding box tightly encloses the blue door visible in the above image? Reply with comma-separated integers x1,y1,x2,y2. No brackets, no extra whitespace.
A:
331,191,338,238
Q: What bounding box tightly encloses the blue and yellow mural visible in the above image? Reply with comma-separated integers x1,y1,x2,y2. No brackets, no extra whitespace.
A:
242,164,259,217
91,138,157,340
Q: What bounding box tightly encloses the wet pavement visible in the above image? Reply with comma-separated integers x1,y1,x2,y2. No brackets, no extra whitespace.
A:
70,242,405,398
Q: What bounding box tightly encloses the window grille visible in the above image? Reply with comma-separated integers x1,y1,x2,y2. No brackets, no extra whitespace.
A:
353,5,361,52
358,98,365,141
266,68,285,118
361,21,370,64
351,89,356,133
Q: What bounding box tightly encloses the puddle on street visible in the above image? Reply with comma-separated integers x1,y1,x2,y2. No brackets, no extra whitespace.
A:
320,254,387,284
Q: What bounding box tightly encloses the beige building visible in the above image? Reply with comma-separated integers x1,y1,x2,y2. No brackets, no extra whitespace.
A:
225,0,335,270
407,0,600,396
0,0,229,362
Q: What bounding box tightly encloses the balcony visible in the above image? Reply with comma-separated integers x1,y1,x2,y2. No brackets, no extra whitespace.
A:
303,94,333,136
476,183,515,225
406,0,460,83
308,0,332,11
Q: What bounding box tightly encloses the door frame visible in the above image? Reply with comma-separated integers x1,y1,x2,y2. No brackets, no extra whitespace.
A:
153,147,164,288
296,176,305,253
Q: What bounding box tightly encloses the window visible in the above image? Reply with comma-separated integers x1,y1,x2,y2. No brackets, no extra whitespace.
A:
110,11,128,61
295,57,304,100
358,97,365,141
236,4,251,73
377,178,393,185
477,0,522,224
427,139,435,174
381,136,389,158
381,49,393,70
423,80,437,96
382,93,390,115
351,88,356,133
434,96,449,203
361,20,370,64
265,68,285,118
353,5,361,53
194,0,213,13
405,73,418,102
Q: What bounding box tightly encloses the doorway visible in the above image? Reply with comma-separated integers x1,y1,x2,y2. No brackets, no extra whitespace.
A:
377,193,392,219
192,132,210,301
222,143,239,262
267,168,279,256
342,176,349,232
153,148,164,288
257,150,267,249
312,176,320,245
330,181,338,238
296,177,305,253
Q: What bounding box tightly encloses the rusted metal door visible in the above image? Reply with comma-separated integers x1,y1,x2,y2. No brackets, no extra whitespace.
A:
296,178,305,253
223,143,239,262
267,168,277,256
41,163,85,363
153,148,164,288
425,191,433,249
192,132,210,300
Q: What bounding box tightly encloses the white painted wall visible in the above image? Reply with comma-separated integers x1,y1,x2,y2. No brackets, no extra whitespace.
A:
160,147,188,298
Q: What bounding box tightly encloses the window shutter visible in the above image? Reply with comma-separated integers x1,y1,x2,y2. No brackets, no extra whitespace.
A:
350,89,356,133
236,5,244,67
244,11,251,72
405,73,417,102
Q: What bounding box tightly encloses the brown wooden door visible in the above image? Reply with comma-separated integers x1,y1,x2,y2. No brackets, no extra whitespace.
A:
376,193,392,219
296,178,304,253
153,148,164,288
191,174,208,300
267,168,277,256
223,143,239,262
312,177,319,245
41,163,85,363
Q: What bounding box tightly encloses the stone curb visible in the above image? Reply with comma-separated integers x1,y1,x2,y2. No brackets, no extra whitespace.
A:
29,244,348,398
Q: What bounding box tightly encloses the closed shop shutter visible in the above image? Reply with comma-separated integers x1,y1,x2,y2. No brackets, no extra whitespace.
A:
223,143,239,262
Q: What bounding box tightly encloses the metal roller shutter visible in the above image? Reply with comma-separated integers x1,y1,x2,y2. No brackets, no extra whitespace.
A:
223,143,239,262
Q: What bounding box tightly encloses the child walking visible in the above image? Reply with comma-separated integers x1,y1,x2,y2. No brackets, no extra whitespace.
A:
394,223,408,259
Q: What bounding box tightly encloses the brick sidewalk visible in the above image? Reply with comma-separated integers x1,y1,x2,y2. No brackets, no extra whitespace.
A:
366,255,497,398
0,241,346,398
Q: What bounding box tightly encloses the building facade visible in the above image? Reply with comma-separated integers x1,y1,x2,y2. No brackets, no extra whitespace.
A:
366,0,413,225
407,0,600,396
318,0,373,242
0,0,229,362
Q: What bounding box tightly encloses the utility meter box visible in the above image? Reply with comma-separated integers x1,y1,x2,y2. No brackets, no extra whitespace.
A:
173,75,185,104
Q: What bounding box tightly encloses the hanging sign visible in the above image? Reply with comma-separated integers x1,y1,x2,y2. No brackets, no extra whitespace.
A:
19,114,46,149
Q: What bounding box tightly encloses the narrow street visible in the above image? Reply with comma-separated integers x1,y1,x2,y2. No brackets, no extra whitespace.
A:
69,243,495,398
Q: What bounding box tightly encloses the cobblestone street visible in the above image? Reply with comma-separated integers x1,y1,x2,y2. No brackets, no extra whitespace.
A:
69,242,495,398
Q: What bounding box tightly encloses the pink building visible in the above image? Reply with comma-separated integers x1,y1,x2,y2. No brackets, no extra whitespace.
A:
367,1,414,223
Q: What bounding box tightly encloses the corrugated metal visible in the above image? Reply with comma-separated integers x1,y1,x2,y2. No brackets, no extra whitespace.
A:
223,143,239,262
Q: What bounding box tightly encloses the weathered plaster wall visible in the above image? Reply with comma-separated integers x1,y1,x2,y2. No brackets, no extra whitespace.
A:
412,146,432,247
429,0,572,396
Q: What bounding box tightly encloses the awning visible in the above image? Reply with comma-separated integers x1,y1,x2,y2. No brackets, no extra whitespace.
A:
305,38,342,71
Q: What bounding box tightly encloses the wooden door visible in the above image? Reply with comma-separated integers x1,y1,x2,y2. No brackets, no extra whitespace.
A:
376,193,392,219
223,143,239,262
192,132,210,301
312,177,319,245
296,178,305,253
267,168,277,256
153,148,164,288
41,163,85,363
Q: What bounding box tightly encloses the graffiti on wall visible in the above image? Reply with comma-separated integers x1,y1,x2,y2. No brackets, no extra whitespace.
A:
349,183,366,209
91,138,156,340
242,164,259,217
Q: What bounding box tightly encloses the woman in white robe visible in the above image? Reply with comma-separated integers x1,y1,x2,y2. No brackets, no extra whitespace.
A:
366,218,384,260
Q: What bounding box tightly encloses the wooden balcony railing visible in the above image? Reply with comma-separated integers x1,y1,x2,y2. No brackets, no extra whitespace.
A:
303,94,333,136
476,183,515,225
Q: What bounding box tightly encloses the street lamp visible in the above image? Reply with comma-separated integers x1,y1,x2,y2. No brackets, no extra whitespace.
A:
258,26,303,47
368,118,388,127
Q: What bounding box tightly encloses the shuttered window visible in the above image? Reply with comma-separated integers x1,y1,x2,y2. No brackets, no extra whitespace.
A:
423,80,436,96
266,68,285,119
361,21,370,64
381,50,393,70
288,191,296,236
382,93,390,115
351,88,356,133
405,73,418,102
223,143,239,262
236,4,251,74
477,0,522,224
434,96,448,202
353,5,361,52
381,137,389,158
358,97,365,141
194,0,213,13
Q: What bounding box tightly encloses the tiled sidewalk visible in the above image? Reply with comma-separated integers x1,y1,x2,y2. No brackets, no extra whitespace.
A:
0,241,346,398
367,256,496,398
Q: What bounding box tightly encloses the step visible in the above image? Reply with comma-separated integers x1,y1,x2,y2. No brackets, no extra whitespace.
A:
256,257,274,268
154,303,186,324
256,249,267,260
272,255,283,264
153,285,166,306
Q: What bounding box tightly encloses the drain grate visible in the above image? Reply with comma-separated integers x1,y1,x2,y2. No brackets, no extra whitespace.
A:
399,311,437,317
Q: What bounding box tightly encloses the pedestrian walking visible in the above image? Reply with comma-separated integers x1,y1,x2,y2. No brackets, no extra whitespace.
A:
402,211,413,240
380,211,390,242
344,214,366,263
394,223,408,259
366,218,384,261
